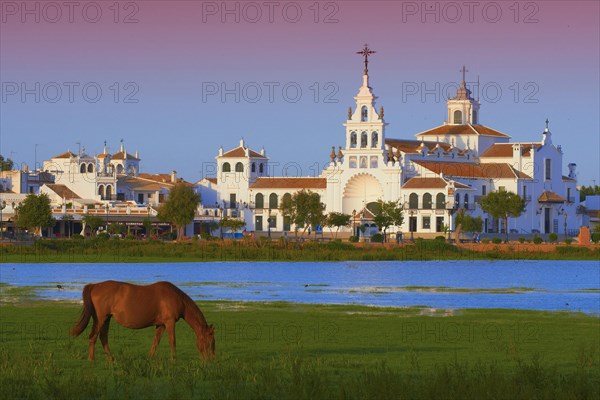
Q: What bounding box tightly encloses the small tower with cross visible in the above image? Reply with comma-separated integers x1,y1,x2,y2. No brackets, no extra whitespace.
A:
343,44,387,156
446,65,480,125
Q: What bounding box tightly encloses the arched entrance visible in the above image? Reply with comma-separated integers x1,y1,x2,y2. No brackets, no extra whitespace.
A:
342,173,384,214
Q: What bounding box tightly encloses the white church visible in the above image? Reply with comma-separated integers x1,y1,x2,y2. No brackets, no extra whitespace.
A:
198,46,581,238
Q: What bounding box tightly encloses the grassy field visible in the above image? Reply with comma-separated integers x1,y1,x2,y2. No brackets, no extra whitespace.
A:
0,300,598,399
1,238,598,263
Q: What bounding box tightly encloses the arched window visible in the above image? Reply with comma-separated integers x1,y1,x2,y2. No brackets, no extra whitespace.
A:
361,106,368,122
436,193,446,209
350,132,357,148
251,163,256,173
371,132,378,148
409,193,418,209
116,164,124,174
259,163,264,173
255,193,264,209
105,185,112,200
453,110,463,124
235,162,244,172
87,163,94,173
269,193,278,209
98,185,104,199
359,156,367,168
282,193,292,206
464,193,469,209
222,162,231,172
360,132,368,148
455,193,460,208
80,163,86,173
349,156,357,168
473,110,478,124
423,193,432,209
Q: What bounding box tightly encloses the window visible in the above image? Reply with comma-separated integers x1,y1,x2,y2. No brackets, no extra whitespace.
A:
350,132,357,148
499,186,506,192
259,163,264,173
268,215,276,228
361,106,368,122
138,193,144,204
545,158,552,180
283,216,291,232
360,132,368,148
423,193,432,209
422,216,431,230
87,163,94,173
98,185,104,199
473,110,478,124
453,110,462,124
482,185,487,195
255,216,263,231
359,156,367,168
269,193,278,209
370,156,378,168
409,193,418,209
229,193,237,208
349,156,357,168
567,187,571,202
255,193,264,208
235,162,244,172
251,163,256,173
455,193,460,207
80,163,86,173
371,132,378,148
464,193,469,209
436,193,446,209
117,164,124,174
222,162,231,172
105,185,112,200
523,185,527,200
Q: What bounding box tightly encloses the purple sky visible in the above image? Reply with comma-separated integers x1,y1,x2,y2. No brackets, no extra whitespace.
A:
1,1,598,185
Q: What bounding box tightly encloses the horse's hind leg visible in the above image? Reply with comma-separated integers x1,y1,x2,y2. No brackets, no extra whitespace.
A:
149,325,165,358
88,314,99,361
165,321,176,360
99,317,113,361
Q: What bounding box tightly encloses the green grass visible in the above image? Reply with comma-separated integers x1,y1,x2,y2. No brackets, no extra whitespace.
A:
1,301,598,399
1,238,598,263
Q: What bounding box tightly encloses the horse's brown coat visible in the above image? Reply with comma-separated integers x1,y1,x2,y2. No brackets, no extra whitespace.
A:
70,280,215,360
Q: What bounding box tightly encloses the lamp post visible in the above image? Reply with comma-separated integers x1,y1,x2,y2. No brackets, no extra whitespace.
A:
0,201,6,240
352,209,356,237
219,206,223,239
267,208,272,239
105,204,109,234
563,212,567,242
410,210,415,241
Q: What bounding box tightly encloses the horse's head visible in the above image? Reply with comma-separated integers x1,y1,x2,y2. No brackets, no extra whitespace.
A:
197,324,215,360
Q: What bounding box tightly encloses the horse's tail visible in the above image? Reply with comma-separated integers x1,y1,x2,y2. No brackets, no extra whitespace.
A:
70,284,95,337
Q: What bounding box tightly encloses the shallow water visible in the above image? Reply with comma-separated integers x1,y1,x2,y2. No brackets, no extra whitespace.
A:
1,260,599,313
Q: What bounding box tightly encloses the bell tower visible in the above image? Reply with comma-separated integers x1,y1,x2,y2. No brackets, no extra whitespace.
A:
343,45,386,159
447,66,480,125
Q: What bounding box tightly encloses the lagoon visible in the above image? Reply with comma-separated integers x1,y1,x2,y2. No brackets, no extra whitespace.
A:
1,260,599,313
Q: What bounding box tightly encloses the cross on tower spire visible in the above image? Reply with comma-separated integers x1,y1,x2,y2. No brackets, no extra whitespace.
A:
545,118,549,130
357,44,376,75
460,65,468,84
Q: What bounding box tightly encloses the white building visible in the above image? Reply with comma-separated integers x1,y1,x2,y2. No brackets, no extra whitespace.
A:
199,48,581,238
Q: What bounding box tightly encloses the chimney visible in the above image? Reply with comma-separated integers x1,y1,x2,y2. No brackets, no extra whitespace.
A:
171,170,177,183
568,163,577,180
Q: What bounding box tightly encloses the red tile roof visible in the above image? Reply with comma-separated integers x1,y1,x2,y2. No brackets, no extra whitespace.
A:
385,139,452,154
250,177,326,189
538,191,566,203
45,184,81,199
53,151,77,159
111,151,139,160
415,124,510,138
480,143,538,158
221,146,267,159
413,160,531,179
402,177,447,189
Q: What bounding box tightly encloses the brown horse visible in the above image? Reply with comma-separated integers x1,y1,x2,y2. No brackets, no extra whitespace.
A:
70,280,215,361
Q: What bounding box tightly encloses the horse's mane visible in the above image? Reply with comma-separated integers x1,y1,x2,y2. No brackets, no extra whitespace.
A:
165,282,208,327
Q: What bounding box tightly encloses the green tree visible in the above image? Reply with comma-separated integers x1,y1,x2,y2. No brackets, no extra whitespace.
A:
480,191,525,242
61,214,74,238
0,154,14,172
280,189,325,236
82,214,104,237
108,223,125,236
15,193,54,237
142,217,153,239
579,185,600,201
454,210,483,237
325,212,351,238
372,199,404,242
157,184,200,240
219,216,246,238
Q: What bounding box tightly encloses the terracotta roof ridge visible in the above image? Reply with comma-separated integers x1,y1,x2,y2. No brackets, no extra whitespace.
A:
467,124,480,135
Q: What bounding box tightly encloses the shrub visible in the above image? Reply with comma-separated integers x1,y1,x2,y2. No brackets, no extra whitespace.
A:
591,232,600,243
370,233,384,243
548,233,558,243
481,238,490,244
518,237,526,243
491,237,502,244
564,238,573,245
349,236,359,243
533,236,543,244
434,236,446,242
96,232,109,241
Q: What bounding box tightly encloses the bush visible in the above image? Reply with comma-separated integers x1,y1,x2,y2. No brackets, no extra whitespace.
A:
481,238,490,244
548,233,558,243
533,236,543,244
491,237,502,244
370,233,384,243
349,236,359,243
434,236,446,242
518,237,526,243
564,238,573,245
591,232,600,243
96,232,109,241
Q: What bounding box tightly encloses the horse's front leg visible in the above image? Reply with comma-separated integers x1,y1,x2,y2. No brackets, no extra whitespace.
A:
149,325,165,358
165,321,176,360
99,317,113,361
